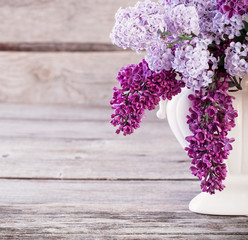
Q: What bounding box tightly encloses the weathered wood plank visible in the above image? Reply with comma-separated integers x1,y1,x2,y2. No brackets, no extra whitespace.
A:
0,104,154,122
0,179,198,206
0,234,246,240
0,138,190,179
0,117,173,140
0,104,114,121
0,52,144,105
0,180,247,239
0,104,190,179
0,0,137,44
0,103,166,138
0,235,246,240
0,42,123,52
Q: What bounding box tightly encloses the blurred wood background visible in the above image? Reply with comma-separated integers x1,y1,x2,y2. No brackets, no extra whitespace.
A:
0,0,141,105
0,1,247,239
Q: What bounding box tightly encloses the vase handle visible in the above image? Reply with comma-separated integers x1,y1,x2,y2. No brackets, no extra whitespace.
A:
166,88,193,149
156,99,168,120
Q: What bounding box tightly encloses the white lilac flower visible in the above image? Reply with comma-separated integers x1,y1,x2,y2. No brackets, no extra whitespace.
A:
110,0,168,52
170,4,200,36
145,38,174,73
225,42,248,78
172,38,217,90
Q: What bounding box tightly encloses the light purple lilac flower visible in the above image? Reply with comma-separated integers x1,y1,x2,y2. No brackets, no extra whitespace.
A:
110,59,185,135
211,12,245,42
145,38,174,73
192,1,218,39
225,42,248,78
160,0,217,39
158,0,191,7
185,79,238,194
110,0,167,52
186,1,246,42
158,1,201,37
172,38,218,90
170,4,200,36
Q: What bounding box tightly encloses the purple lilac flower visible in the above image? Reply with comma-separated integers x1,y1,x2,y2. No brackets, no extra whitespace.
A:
185,79,238,194
110,59,185,135
225,42,248,78
110,0,167,52
216,0,248,18
172,38,218,90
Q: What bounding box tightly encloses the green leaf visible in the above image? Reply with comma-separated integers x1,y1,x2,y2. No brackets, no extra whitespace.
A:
178,34,192,41
228,81,235,88
233,76,242,90
229,89,239,92
208,44,216,48
233,29,246,43
243,20,248,33
218,54,225,67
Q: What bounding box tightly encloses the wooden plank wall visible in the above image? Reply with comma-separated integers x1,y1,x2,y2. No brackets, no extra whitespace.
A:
0,0,142,106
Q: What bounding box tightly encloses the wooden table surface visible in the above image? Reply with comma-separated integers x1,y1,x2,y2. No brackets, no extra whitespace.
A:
0,1,247,239
0,104,247,240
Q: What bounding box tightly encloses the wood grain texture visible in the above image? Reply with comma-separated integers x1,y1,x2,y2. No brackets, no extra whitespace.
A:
0,42,123,52
0,104,190,179
0,0,137,44
0,179,198,206
0,138,190,180
0,180,247,239
0,103,247,238
0,104,114,121
0,115,174,140
0,235,246,240
0,51,144,105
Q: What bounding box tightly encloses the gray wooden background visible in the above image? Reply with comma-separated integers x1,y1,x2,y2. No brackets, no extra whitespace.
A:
0,0,142,106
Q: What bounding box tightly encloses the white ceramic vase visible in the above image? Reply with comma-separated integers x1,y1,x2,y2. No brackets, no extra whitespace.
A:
158,76,248,215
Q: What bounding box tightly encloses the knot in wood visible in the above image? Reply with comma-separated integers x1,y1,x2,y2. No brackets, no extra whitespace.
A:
33,65,58,83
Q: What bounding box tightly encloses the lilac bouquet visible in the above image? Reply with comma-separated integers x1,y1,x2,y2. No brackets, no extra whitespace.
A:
109,0,248,194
